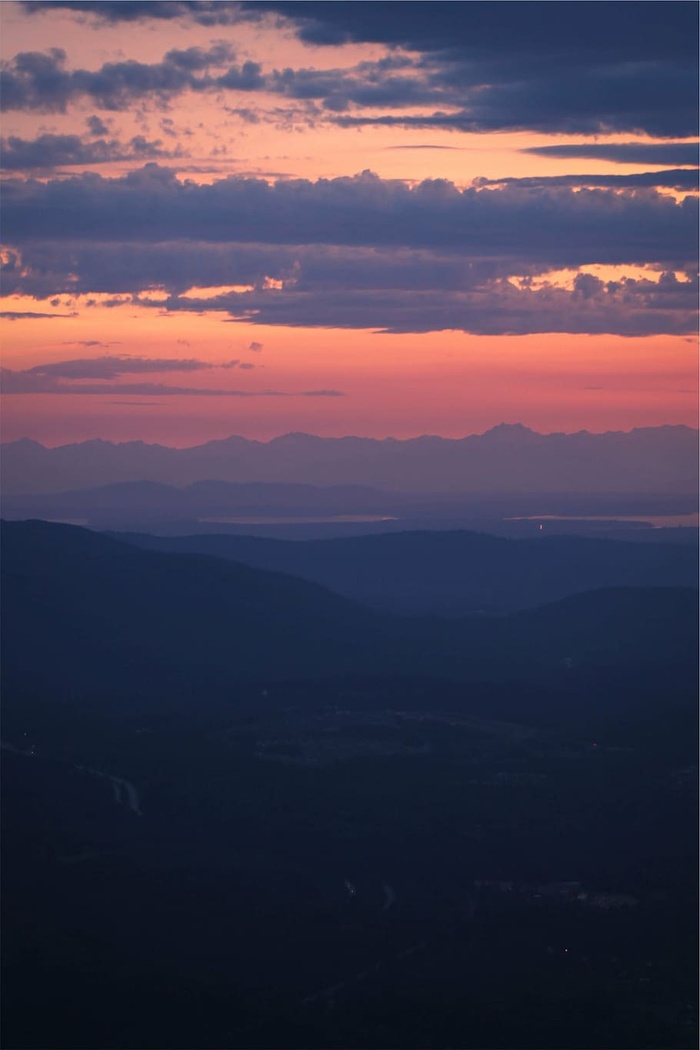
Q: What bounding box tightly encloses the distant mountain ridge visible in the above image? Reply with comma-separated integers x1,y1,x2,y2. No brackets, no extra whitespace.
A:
3,423,697,495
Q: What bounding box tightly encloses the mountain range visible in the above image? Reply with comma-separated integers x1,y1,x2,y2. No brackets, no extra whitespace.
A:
3,520,696,709
3,424,697,495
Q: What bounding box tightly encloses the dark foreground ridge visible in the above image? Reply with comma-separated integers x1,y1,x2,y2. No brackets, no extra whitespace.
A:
2,519,698,1049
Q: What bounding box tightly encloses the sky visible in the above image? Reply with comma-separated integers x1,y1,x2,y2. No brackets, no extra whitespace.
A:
1,0,698,446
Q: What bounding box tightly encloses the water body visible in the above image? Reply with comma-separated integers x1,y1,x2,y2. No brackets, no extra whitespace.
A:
505,513,699,528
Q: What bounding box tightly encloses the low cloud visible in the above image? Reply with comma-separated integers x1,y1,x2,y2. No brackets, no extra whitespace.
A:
1,366,344,398
384,144,464,151
0,131,183,171
248,341,263,351
63,339,118,348
0,310,76,320
163,270,697,337
523,143,700,167
23,355,214,380
477,169,699,191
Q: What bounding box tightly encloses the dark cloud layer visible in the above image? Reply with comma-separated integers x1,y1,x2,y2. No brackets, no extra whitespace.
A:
8,3,699,137
3,166,695,268
2,165,695,336
260,1,699,138
247,1,696,59
523,143,699,167
156,271,698,337
30,0,694,65
479,170,699,191
22,1,246,26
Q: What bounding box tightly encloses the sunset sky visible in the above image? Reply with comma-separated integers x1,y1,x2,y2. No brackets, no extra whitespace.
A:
1,0,698,446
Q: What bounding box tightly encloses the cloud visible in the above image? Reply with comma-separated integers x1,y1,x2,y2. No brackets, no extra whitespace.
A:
22,2,248,26
145,268,698,337
248,341,263,351
77,340,108,346
330,86,697,138
253,1,699,138
86,114,110,136
477,169,699,191
4,167,695,268
0,310,76,320
1,353,339,396
60,339,118,348
22,355,214,379
0,44,263,113
522,142,700,167
3,168,696,337
0,366,344,397
8,355,258,383
240,1,696,61
384,144,464,151
0,132,183,171
7,4,698,138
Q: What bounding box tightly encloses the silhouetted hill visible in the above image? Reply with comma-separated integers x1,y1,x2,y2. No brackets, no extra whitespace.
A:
0,519,401,699
2,423,697,494
110,529,698,615
2,521,696,705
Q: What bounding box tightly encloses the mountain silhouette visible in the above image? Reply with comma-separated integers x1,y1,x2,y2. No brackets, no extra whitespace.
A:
2,424,696,495
111,529,698,615
2,520,696,707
